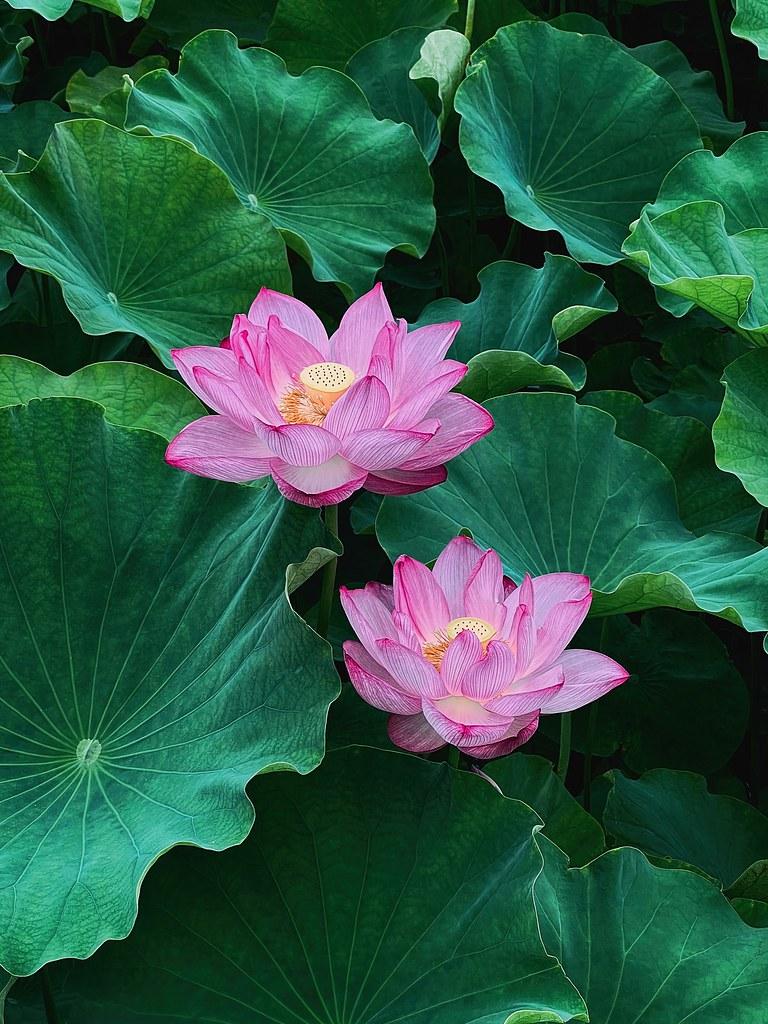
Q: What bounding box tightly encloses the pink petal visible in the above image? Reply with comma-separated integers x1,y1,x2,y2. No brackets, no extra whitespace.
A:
460,639,516,701
341,427,434,471
400,394,494,470
264,316,327,391
236,360,282,425
387,361,467,428
165,416,273,483
171,345,239,394
465,713,540,760
329,283,395,375
375,638,445,698
393,555,450,644
322,375,390,439
392,609,422,651
228,315,263,371
271,456,367,506
340,583,398,660
403,321,461,364
539,649,629,714
388,712,445,753
463,549,506,625
432,536,485,617
441,629,483,695
422,699,513,748
530,594,592,671
508,573,592,622
485,663,565,715
343,641,421,715
364,465,447,495
248,288,329,352
255,422,340,466
192,368,255,431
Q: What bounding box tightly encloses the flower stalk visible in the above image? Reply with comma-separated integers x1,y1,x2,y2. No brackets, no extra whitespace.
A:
317,504,339,640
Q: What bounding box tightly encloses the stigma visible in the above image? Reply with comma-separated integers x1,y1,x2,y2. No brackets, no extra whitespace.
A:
280,362,356,425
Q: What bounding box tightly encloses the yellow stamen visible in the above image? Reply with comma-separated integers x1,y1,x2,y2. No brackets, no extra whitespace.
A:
423,617,497,669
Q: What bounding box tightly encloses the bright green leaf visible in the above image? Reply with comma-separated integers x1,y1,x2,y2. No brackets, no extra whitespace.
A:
0,119,290,367
66,56,167,125
4,0,153,21
455,22,701,264
713,347,768,506
376,392,768,629
732,0,768,59
126,31,435,296
0,396,338,974
409,28,469,130
732,899,768,927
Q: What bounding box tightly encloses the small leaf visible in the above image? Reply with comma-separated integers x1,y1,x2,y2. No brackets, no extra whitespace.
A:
732,0,768,59
409,28,470,131
713,347,768,506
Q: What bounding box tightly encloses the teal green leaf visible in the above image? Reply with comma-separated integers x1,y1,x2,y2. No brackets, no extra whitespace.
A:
455,22,701,264
409,28,469,130
66,56,167,125
126,31,434,296
376,392,768,629
266,0,458,72
0,395,338,974
461,0,536,46
14,748,587,1023
416,255,616,399
346,27,440,162
604,770,768,887
584,390,760,536
0,356,204,437
4,0,153,21
0,24,31,109
487,753,605,865
729,860,768,901
535,837,768,1023
732,0,768,59
713,347,768,505
147,0,275,48
543,611,749,776
0,101,76,172
0,119,290,367
732,899,768,927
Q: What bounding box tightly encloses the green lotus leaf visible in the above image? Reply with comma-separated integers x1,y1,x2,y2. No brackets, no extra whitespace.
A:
535,837,768,1023
415,255,617,399
732,899,768,927
346,28,440,162
487,753,605,865
542,611,749,776
0,355,204,437
4,0,153,21
66,56,167,125
604,769,768,887
147,0,275,48
455,22,701,264
376,392,768,628
729,860,768,901
409,28,469,130
0,101,76,172
266,0,458,72
584,390,760,535
0,24,31,110
553,13,744,150
732,0,768,59
126,30,434,296
0,118,290,367
462,0,536,46
713,346,768,506
9,748,588,1023
0,392,339,975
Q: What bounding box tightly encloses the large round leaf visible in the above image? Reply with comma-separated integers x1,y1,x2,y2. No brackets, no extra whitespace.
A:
0,390,338,975
147,0,276,47
415,255,616,399
266,0,458,72
0,101,76,172
604,770,768,887
376,392,768,629
5,0,153,20
455,22,701,264
65,57,167,126
713,347,768,505
8,748,588,1023
733,0,768,59
0,119,290,367
126,30,434,296
535,837,768,1023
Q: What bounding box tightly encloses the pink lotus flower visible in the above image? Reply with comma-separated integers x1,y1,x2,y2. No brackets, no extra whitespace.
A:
341,537,629,759
165,285,493,506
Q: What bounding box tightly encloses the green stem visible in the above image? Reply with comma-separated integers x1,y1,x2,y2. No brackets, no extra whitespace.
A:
557,712,572,781
501,222,519,261
707,0,735,120
464,0,476,43
467,173,477,278
448,745,460,769
40,273,52,328
32,14,49,70
316,504,339,640
101,12,117,63
583,704,596,812
40,967,60,1024
436,229,450,297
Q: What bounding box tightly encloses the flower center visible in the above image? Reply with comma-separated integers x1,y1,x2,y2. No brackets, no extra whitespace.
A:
423,617,497,669
280,362,356,426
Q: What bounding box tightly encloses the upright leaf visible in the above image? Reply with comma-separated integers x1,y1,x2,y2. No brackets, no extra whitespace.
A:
713,347,768,505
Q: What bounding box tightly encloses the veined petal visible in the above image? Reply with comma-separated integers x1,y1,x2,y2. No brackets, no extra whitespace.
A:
165,416,273,483
265,315,327,390
388,712,445,753
340,583,397,661
403,321,461,364
343,641,421,715
460,639,516,701
393,555,450,644
271,456,367,506
465,713,539,760
248,288,329,352
329,282,394,374
341,427,434,471
375,638,445,698
463,549,506,625
484,664,564,716
387,362,467,428
399,394,494,469
192,367,255,431
254,422,341,466
441,629,483,695
236,359,282,426
171,345,239,395
539,649,629,714
432,536,485,617
422,699,512,749
530,594,592,671
322,375,390,439
364,464,447,495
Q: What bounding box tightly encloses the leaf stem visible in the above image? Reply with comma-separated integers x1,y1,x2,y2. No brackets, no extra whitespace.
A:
464,0,475,44
707,0,735,120
40,966,60,1024
448,744,461,769
101,12,117,63
557,712,572,781
316,504,339,640
436,229,450,297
